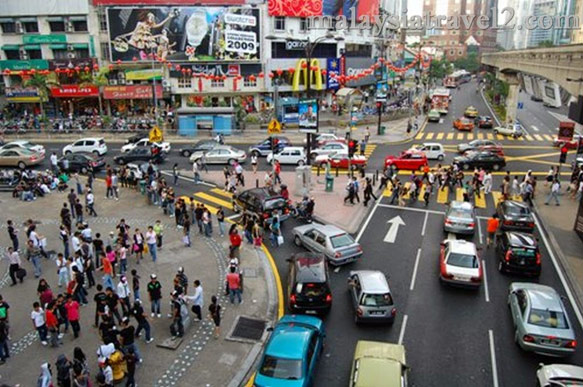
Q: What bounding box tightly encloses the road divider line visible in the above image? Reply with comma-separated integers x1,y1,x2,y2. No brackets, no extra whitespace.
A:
356,192,383,242
378,203,446,215
410,248,422,291
398,314,408,345
477,218,483,245
489,330,499,387
421,212,428,237
482,259,490,303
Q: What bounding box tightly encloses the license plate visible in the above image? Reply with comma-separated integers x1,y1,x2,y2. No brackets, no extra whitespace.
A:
541,339,559,346
305,310,317,315
453,276,470,282
370,310,385,316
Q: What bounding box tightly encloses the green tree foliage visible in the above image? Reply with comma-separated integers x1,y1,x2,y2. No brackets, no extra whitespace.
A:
453,53,480,73
23,73,59,119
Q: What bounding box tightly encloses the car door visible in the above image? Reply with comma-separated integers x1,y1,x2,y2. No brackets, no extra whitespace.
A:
306,332,319,383
290,149,302,163
514,290,528,334
313,232,327,255
302,229,318,251
84,140,95,152
349,274,362,309
205,149,220,164
0,150,18,166
71,140,84,153
278,150,290,164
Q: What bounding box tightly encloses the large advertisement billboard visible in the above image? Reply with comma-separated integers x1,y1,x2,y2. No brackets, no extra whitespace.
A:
107,7,260,62
298,98,319,133
268,0,378,18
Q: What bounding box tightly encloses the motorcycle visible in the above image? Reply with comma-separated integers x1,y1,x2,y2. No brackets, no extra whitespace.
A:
290,200,314,223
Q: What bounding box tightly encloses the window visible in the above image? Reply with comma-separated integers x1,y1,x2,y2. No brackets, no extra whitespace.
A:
98,8,108,32
528,308,569,329
243,77,256,87
26,49,42,59
299,18,308,32
274,16,285,31
22,20,39,33
259,355,303,379
178,77,192,89
4,50,19,60
74,48,90,58
458,50,463,55
100,42,109,61
52,49,69,60
71,18,88,32
211,78,224,88
49,21,65,32
0,22,16,33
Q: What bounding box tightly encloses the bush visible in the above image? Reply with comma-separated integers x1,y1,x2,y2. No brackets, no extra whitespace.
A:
244,115,260,124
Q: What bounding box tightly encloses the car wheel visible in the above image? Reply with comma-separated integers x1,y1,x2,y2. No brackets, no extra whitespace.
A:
294,235,302,247
251,150,260,158
93,150,99,156
17,161,26,169
297,160,305,166
514,329,520,347
437,155,444,161
80,167,88,174
228,159,235,165
493,164,501,171
463,163,470,171
181,150,191,157
65,150,72,155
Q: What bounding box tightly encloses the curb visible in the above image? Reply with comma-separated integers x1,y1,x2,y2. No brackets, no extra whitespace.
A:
480,88,502,127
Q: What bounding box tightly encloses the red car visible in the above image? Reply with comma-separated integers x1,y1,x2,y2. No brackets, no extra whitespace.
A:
553,134,582,150
453,117,475,131
384,150,428,171
315,152,367,169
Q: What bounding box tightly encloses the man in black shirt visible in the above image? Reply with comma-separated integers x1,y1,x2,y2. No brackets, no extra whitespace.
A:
105,287,123,325
147,274,162,318
170,291,184,338
131,299,153,343
93,234,104,270
6,220,18,251
93,284,108,327
98,315,118,346
119,317,142,362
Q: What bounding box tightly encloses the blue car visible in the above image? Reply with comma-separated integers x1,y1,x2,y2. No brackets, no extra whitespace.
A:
249,136,292,157
254,315,325,387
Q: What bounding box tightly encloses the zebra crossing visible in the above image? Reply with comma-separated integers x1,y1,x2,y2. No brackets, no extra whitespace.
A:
310,144,378,175
415,131,557,142
179,187,235,214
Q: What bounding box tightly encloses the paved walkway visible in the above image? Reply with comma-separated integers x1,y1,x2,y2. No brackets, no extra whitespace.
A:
0,177,276,386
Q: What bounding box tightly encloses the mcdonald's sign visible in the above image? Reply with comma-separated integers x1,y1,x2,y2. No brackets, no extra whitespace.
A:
292,59,323,92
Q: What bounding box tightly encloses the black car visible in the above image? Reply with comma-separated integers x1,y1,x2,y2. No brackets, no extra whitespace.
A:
286,252,332,315
496,231,541,277
114,148,165,165
178,139,220,157
232,187,291,222
475,116,494,129
496,200,535,232
453,151,506,171
58,153,105,174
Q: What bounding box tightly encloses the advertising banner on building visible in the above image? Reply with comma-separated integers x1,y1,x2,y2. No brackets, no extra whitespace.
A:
6,87,41,103
0,59,48,71
107,7,260,63
346,57,376,87
268,0,378,18
103,84,163,99
95,0,243,4
125,68,164,80
298,98,319,133
50,85,99,98
49,58,95,71
326,58,340,90
169,63,261,77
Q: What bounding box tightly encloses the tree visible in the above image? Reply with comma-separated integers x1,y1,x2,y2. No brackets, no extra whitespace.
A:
429,58,452,83
537,40,554,48
23,73,58,119
79,68,109,115
453,53,480,73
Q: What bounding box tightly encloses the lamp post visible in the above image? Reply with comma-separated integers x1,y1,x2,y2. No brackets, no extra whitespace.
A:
149,48,159,124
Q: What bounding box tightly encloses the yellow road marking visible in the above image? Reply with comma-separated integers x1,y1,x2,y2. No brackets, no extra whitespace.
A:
194,192,233,210
436,132,444,140
383,186,393,197
210,188,233,199
534,134,543,141
477,133,484,140
517,136,524,141
457,133,464,140
487,133,494,140
419,184,426,199
447,133,454,140
467,133,474,140
179,196,219,214
416,132,425,140
506,151,560,162
525,135,534,141
511,195,523,202
543,134,554,141
402,182,412,199
496,134,505,140
474,193,486,208
437,186,449,203
425,132,434,140
456,187,464,201
507,136,515,141
492,191,503,208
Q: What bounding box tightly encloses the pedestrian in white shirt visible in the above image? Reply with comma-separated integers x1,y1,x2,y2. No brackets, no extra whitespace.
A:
6,247,22,286
50,152,58,174
86,189,97,216
117,275,131,313
545,179,561,206
31,302,48,345
72,232,81,254
193,161,201,184
482,172,492,195
184,280,203,321
145,226,158,262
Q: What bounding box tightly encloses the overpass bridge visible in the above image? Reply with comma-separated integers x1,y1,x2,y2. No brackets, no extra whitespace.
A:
481,44,583,125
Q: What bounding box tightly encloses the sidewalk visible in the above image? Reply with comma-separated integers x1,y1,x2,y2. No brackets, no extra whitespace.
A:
0,176,276,386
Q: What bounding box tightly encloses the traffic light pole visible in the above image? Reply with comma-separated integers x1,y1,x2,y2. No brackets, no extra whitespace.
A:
305,42,312,166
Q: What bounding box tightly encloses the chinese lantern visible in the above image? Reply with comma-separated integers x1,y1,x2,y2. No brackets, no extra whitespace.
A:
198,77,203,92
108,64,114,71
258,72,264,78
116,59,121,65
175,64,181,71
249,74,256,82
29,68,36,75
321,69,327,76
2,69,10,76
233,77,238,91
379,57,385,63
167,63,172,69
275,68,282,76
268,72,274,78
221,75,227,81
132,56,138,62
181,68,187,74
301,62,307,69
93,64,99,71
287,67,294,74
74,66,80,72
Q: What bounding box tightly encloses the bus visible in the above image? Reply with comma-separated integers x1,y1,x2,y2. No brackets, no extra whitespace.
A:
431,88,451,114
444,70,471,88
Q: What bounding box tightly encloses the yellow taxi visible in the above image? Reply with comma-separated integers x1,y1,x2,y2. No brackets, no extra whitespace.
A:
464,106,479,118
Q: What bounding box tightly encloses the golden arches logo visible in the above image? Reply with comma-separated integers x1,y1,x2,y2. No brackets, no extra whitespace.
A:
292,59,323,92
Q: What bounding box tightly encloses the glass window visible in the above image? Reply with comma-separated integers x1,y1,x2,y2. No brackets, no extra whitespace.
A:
74,48,90,58
264,198,286,210
299,18,308,32
274,17,285,31
178,77,191,89
0,22,16,33
297,282,327,297
98,8,108,32
26,49,42,59
4,50,19,60
100,42,109,61
243,78,256,87
504,204,531,216
52,49,69,60
259,355,302,380
528,308,569,329
361,293,393,306
49,21,65,32
211,79,224,88
446,253,478,268
72,19,88,32
22,21,39,33
330,233,354,248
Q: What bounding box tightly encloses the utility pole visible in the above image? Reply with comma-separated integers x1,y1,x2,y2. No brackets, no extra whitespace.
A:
305,39,313,166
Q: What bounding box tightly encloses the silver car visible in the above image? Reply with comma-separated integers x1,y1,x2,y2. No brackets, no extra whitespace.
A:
190,145,246,165
508,282,577,357
293,223,363,266
536,364,583,386
309,142,348,160
444,201,476,235
348,270,396,324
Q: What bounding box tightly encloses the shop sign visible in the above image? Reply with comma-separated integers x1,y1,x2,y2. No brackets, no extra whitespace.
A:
50,84,99,98
286,40,308,51
326,58,340,90
94,0,243,4
170,63,258,77
49,58,95,70
23,35,67,44
125,68,164,81
0,59,49,71
345,57,376,86
103,84,163,100
6,87,41,102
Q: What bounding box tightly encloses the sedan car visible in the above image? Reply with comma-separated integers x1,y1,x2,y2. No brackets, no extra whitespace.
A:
305,133,346,147
427,109,441,122
349,341,408,387
232,187,291,222
536,364,583,386
62,137,107,156
293,223,363,266
453,117,475,131
58,153,105,174
0,148,44,169
410,142,445,161
309,142,348,160
254,315,325,387
496,200,535,232
348,271,396,324
496,231,541,277
464,106,479,118
189,145,246,165
508,282,577,357
0,140,45,156
178,139,220,157
453,151,506,171
120,138,171,154
249,136,291,157
315,152,367,170
444,201,476,235
385,150,428,171
475,115,494,129
457,139,503,155
494,124,524,138
439,239,482,288
113,148,165,165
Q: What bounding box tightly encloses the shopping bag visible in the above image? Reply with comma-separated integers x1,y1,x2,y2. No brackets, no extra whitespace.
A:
143,244,149,254
277,235,284,246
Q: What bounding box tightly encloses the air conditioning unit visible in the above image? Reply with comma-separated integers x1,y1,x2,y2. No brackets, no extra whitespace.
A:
15,22,23,34
110,79,118,85
162,80,171,88
67,52,75,59
67,44,74,51
66,22,74,32
19,48,28,60
125,80,133,85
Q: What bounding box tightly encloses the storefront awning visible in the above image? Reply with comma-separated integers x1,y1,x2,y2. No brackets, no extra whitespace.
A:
68,16,87,22
335,87,356,97
46,17,64,22
19,17,37,22
71,43,88,49
2,45,20,51
0,18,15,23
23,44,41,50
49,44,67,50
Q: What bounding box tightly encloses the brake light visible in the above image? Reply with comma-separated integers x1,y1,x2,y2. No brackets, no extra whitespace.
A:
505,251,512,262
290,294,296,304
440,260,453,279
356,246,362,253
536,253,541,265
504,220,513,225
471,276,482,283
469,222,475,228
356,308,363,316
565,340,577,348
30,156,37,161
325,294,332,303
523,335,535,343
445,219,453,225
528,222,535,229
391,307,397,316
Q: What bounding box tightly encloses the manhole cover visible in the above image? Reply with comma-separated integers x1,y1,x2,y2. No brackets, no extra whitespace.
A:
231,316,266,341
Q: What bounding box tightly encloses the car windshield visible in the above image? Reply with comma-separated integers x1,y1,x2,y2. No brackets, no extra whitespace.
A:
259,355,303,380
264,198,286,210
447,253,478,268
296,282,327,297
448,208,473,219
330,233,354,248
362,293,393,306
505,205,531,216
528,308,569,329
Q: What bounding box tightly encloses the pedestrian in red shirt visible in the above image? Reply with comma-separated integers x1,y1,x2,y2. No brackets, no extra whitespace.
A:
65,295,81,338
45,302,60,347
226,267,242,304
229,225,242,259
105,172,113,199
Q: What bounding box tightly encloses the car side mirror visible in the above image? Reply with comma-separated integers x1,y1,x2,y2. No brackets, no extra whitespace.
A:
266,327,274,332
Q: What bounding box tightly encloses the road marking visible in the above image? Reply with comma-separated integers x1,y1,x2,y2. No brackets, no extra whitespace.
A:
456,187,464,201
487,133,494,140
492,191,503,208
415,132,424,140
421,211,429,236
480,89,501,126
477,218,484,245
477,132,484,140
496,134,505,140
383,186,393,197
437,187,449,203
210,188,234,199
410,248,422,291
467,133,474,140
384,216,406,243
226,214,241,220
457,133,464,140
534,134,544,141
436,132,444,140
194,191,233,210
475,193,486,209
543,134,553,141
398,314,408,345
160,171,215,187
377,203,446,215
489,330,500,387
356,193,383,242
447,233,457,240
418,184,426,200
447,133,454,140
402,182,412,199
482,259,490,303
425,132,434,140
179,196,219,214
531,125,539,132
525,135,535,141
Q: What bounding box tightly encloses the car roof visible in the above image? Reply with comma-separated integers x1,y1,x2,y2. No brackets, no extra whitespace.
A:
447,240,477,255
212,145,237,151
78,137,104,141
267,323,312,360
309,223,347,237
241,187,281,200
525,286,562,311
281,146,304,151
422,142,442,147
354,340,406,365
502,200,530,211
450,200,474,210
7,140,32,145
505,232,537,247
540,364,583,381
292,253,327,283
353,271,390,293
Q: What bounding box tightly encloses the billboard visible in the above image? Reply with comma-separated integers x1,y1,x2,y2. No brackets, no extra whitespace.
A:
103,85,163,99
108,7,260,63
326,58,340,90
298,98,319,133
268,0,378,18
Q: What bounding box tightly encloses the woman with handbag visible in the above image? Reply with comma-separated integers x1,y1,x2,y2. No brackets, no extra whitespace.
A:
132,229,144,263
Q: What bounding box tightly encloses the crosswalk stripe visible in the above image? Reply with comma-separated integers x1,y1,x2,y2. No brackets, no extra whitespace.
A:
543,134,553,141
416,132,425,140
210,188,234,199
474,193,486,208
496,134,505,140
487,133,494,140
194,192,233,210
425,132,434,140
419,184,426,199
457,133,464,140
507,136,515,141
402,182,412,199
383,186,393,197
436,132,444,140
179,196,219,214
447,133,454,140
525,135,534,141
534,134,543,141
456,187,464,201
477,133,484,140
510,195,523,202
517,136,524,141
492,191,503,208
437,187,449,203
311,168,350,175
467,133,474,140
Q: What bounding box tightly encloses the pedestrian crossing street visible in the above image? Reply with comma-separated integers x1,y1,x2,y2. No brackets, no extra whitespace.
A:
179,188,234,214
310,144,377,175
382,182,523,209
416,131,557,142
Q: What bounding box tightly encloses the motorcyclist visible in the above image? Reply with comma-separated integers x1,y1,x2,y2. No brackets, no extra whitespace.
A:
305,197,315,220
280,184,289,201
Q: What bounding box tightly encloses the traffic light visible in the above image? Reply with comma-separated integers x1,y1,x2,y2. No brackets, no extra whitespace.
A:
560,146,568,164
348,140,356,157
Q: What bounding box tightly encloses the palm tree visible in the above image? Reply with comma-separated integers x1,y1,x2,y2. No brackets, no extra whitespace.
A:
79,68,109,116
23,73,58,119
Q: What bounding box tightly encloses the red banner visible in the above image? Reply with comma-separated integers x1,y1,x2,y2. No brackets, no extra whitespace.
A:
103,85,163,100
94,0,242,4
50,85,99,98
268,0,378,17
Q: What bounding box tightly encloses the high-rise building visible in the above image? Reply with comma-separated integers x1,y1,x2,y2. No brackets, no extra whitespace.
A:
572,0,583,43
527,0,558,47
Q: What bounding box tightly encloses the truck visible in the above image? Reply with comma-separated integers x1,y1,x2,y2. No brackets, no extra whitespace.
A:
430,88,450,115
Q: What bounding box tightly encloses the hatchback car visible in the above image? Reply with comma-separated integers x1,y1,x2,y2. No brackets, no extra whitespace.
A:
464,106,479,118
384,150,428,171
536,364,583,386
0,148,44,169
457,139,503,154
254,315,325,387
508,283,577,357
439,239,482,288
348,271,396,324
453,117,475,131
410,142,445,161
267,146,307,165
120,138,171,154
178,139,220,157
427,109,441,122
62,137,107,156
114,148,165,165
475,116,494,129
496,231,541,277
287,253,332,315
444,201,476,235
189,145,246,165
309,142,348,160
349,341,408,387
58,153,105,174
232,187,291,222
494,124,524,138
249,136,291,157
293,223,363,266
496,200,535,232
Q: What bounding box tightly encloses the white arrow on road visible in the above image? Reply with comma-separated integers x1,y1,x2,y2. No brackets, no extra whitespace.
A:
384,216,406,243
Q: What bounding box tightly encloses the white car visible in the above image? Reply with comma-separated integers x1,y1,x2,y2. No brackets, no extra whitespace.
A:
439,239,482,288
120,138,171,154
310,142,348,160
266,146,307,165
536,364,583,386
304,133,346,147
410,142,445,160
190,145,247,164
0,140,45,156
62,137,107,156
493,124,524,138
